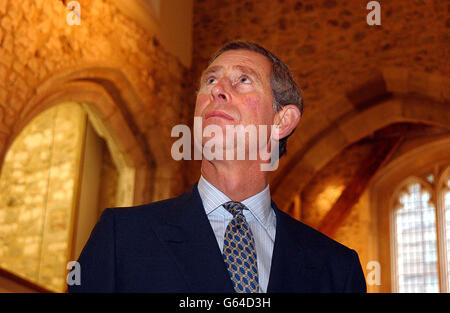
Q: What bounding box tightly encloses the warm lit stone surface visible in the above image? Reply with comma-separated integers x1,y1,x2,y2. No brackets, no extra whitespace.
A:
0,103,86,292
0,0,193,199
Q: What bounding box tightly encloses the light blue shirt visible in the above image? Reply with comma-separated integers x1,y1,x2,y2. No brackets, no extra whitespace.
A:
197,175,277,293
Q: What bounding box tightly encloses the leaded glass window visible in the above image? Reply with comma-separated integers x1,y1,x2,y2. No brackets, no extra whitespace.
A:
393,167,450,292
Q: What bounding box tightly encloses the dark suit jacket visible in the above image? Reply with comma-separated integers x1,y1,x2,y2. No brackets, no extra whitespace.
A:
68,183,366,292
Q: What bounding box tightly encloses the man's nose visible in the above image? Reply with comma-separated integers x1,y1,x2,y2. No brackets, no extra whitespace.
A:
211,78,231,104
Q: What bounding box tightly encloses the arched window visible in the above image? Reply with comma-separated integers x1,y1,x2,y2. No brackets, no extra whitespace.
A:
441,169,450,287
392,167,450,292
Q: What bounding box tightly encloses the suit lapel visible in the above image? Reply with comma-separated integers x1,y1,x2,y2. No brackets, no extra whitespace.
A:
267,202,321,292
153,185,322,293
155,183,234,293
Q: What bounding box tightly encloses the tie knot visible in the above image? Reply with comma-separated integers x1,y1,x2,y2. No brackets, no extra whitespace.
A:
222,201,247,217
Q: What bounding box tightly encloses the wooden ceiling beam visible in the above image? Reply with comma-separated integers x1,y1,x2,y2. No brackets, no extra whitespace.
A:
318,137,403,237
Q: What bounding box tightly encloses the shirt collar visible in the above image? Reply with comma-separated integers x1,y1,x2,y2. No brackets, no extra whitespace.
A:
197,175,272,228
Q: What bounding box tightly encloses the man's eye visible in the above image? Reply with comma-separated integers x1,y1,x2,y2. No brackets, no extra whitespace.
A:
206,77,216,85
239,76,251,84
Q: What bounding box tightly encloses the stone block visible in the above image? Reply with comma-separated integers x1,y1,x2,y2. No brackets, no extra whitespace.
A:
0,86,6,104
0,64,8,83
382,67,409,94
0,16,11,31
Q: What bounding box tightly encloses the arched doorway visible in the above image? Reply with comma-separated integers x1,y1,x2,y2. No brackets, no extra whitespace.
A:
0,102,132,292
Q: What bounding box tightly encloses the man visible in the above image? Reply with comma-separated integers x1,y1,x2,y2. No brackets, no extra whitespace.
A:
69,41,367,293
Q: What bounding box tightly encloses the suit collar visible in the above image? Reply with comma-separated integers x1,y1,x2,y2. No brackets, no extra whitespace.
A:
154,182,235,292
197,175,274,237
197,175,230,215
266,201,322,293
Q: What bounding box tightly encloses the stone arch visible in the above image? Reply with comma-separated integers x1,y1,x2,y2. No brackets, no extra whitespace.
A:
0,66,160,205
438,165,450,190
272,68,450,211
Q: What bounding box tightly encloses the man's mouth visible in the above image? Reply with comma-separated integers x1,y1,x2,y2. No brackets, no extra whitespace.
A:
204,110,234,121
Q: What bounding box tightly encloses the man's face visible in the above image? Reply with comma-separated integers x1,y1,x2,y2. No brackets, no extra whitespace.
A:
195,49,276,153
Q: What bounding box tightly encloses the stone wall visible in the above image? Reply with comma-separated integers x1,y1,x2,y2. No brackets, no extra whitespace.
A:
0,103,86,292
0,0,193,200
193,0,448,105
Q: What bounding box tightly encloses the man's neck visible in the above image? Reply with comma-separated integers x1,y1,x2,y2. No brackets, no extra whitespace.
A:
201,160,269,202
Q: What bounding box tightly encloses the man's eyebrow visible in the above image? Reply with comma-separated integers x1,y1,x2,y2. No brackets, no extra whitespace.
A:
200,65,263,83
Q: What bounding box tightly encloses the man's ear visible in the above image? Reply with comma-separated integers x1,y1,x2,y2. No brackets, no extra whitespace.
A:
273,105,302,140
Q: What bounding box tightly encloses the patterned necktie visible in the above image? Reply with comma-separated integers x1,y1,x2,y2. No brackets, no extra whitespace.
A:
222,201,259,293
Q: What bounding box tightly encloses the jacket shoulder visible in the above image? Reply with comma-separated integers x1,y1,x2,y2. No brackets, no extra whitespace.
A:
277,208,357,257
278,209,367,292
105,187,193,221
